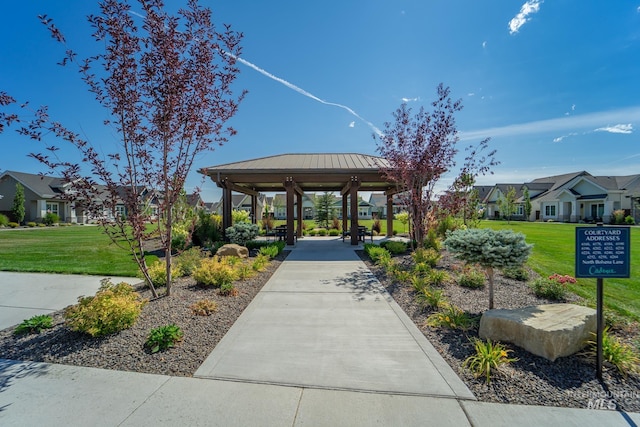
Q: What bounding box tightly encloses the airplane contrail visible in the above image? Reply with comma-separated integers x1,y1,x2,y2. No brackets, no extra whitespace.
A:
229,53,384,137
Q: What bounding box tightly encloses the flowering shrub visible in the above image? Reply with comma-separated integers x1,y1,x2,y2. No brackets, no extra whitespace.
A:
548,273,576,284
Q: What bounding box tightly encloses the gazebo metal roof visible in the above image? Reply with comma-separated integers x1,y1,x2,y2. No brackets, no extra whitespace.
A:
199,153,395,194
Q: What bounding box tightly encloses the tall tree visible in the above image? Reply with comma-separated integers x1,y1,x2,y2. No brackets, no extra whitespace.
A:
375,84,497,247
4,0,245,297
314,192,335,229
497,186,517,223
12,183,26,224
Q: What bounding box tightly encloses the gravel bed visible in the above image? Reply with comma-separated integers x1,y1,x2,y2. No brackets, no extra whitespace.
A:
359,250,640,412
0,252,287,377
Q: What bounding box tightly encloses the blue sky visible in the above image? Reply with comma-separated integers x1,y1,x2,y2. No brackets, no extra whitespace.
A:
2,1,639,203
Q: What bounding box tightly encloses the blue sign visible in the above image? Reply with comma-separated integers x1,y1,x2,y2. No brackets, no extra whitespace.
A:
575,226,630,278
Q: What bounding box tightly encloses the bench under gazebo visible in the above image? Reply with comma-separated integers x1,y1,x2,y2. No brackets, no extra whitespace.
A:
199,153,397,245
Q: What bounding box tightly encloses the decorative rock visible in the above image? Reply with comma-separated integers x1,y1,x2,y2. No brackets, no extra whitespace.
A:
216,244,249,259
479,304,597,362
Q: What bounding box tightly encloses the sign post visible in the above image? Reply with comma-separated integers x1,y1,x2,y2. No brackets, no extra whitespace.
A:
575,224,630,380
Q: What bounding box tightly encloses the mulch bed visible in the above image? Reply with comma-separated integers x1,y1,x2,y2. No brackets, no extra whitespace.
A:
358,250,640,412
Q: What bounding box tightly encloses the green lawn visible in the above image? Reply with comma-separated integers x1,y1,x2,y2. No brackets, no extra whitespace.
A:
0,226,144,277
272,219,407,235
479,221,640,321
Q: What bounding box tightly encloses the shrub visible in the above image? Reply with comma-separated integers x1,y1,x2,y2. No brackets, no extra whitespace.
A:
380,240,407,254
145,324,183,353
501,266,529,281
372,219,381,235
331,217,342,230
26,221,37,227
144,260,185,287
261,216,275,233
424,229,442,251
235,261,256,280
416,288,446,309
317,228,328,236
366,245,391,265
611,209,626,225
43,212,59,226
174,247,206,276
463,339,517,384
530,277,566,300
38,223,46,227
193,257,237,287
427,269,450,287
308,229,317,236
328,229,341,236
625,215,635,225
0,213,8,226
426,304,475,330
252,253,270,272
189,299,218,316
457,267,486,289
231,209,250,224
219,282,239,296
412,262,431,276
548,273,576,285
14,314,53,335
8,222,19,228
391,268,412,283
259,245,279,259
412,248,440,268
64,280,146,337
225,222,259,246
193,211,223,247
410,275,430,292
586,327,640,377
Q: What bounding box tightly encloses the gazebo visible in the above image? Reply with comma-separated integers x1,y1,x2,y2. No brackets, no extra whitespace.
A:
199,153,398,245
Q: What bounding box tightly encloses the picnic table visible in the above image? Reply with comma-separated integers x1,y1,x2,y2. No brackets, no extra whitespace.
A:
342,226,373,243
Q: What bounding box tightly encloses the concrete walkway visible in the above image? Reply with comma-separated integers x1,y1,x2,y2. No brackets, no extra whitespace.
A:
1,238,639,426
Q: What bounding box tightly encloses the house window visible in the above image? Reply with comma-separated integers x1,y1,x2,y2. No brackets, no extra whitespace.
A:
115,205,126,218
545,205,556,216
359,209,369,217
46,202,59,216
590,204,604,219
516,205,524,216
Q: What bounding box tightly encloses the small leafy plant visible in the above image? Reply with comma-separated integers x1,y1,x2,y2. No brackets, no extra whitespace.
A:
14,314,53,335
501,266,529,281
412,248,440,267
193,257,237,287
415,287,447,309
219,282,239,296
189,299,218,316
174,247,207,276
463,339,517,384
586,327,640,377
426,304,475,330
145,324,183,353
380,240,407,254
457,267,486,289
427,269,449,287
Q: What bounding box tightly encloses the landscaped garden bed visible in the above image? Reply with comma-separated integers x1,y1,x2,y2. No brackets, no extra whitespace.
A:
359,248,640,412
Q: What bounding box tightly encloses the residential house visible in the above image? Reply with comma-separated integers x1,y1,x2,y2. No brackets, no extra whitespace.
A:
481,171,640,223
0,170,79,223
0,170,163,224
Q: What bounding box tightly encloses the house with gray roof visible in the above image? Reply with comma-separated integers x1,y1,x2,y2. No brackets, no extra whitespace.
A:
482,171,640,223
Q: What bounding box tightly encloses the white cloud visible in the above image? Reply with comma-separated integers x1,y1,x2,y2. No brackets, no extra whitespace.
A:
553,132,578,142
348,121,355,128
482,41,487,48
571,104,576,111
468,93,475,97
594,124,633,134
509,0,543,35
401,97,420,102
459,106,640,141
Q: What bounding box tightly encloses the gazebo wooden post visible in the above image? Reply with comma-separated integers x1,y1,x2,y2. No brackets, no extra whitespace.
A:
296,192,303,237
285,177,295,245
386,192,394,237
342,195,348,235
222,183,232,237
349,176,360,245
251,195,258,224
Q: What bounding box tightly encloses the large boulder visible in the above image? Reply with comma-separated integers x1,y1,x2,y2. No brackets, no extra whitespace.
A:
479,304,597,362
216,244,249,259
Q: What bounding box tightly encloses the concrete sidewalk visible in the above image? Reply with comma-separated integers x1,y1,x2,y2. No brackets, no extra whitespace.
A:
1,238,639,426
0,272,140,330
